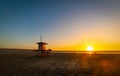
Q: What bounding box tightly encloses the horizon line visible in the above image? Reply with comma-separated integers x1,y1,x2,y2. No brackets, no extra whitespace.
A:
0,48,120,52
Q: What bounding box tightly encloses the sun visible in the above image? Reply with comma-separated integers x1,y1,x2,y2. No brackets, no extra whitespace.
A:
86,46,94,51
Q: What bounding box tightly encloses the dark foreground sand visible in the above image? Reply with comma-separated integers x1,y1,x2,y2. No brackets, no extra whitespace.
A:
0,50,120,76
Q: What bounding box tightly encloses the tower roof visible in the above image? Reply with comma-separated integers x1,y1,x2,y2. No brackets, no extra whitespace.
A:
36,42,48,45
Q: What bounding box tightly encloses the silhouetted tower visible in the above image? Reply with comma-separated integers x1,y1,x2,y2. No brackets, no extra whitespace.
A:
36,36,52,56
36,36,48,51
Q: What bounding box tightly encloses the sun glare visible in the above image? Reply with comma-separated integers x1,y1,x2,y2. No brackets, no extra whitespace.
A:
87,46,94,51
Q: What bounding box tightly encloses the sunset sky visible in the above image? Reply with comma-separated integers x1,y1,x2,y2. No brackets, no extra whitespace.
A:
0,0,120,50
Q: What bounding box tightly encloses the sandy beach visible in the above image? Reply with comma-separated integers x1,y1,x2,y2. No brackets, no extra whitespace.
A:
0,50,120,76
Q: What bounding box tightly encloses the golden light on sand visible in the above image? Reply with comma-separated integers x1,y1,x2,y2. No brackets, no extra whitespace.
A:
86,46,94,51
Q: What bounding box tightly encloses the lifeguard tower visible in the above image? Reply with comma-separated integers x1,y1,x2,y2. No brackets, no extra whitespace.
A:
36,36,51,56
